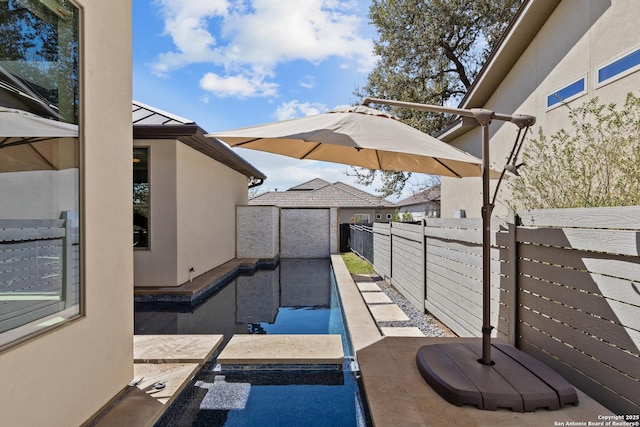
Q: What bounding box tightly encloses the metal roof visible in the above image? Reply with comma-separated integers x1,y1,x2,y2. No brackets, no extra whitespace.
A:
132,101,266,181
249,178,396,208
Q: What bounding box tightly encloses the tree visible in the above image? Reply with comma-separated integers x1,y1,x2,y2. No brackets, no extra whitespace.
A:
353,0,521,196
509,93,640,209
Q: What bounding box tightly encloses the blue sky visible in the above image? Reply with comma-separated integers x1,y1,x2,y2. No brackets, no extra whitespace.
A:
132,0,430,200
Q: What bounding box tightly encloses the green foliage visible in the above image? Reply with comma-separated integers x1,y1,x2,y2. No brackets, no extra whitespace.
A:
391,208,400,222
353,0,521,197
341,252,374,274
401,210,413,222
509,93,640,209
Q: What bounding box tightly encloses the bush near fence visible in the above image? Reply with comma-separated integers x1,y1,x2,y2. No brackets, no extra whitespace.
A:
351,206,640,415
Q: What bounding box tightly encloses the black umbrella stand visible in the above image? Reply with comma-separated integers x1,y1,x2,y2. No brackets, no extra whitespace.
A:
362,97,579,412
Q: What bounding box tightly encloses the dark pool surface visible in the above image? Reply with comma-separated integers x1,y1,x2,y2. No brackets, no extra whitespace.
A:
136,258,368,426
135,258,349,347
157,371,369,427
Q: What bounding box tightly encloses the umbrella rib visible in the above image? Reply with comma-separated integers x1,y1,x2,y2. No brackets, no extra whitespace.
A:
434,158,462,178
375,150,382,170
233,138,262,147
300,142,322,160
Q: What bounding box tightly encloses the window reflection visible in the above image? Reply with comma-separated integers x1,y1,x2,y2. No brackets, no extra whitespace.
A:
133,148,149,248
0,0,81,348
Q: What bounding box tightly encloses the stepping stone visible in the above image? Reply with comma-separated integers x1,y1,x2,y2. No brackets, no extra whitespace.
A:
357,282,381,292
134,334,224,363
217,334,343,365
381,327,425,337
369,304,409,322
362,292,392,304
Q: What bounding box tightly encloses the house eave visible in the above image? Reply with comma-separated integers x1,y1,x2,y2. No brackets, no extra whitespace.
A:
133,124,266,181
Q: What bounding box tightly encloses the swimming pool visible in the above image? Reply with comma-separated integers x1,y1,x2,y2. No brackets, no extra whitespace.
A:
135,258,352,356
135,258,369,426
157,370,368,426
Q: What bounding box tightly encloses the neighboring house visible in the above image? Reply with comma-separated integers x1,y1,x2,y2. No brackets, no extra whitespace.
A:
250,178,396,223
247,178,396,257
0,1,134,426
132,101,265,287
395,185,441,221
439,0,640,218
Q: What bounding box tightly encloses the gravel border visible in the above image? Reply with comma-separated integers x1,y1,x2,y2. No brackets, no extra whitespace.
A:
355,274,455,338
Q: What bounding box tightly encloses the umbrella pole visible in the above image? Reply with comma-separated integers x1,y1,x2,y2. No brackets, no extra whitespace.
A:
475,110,494,366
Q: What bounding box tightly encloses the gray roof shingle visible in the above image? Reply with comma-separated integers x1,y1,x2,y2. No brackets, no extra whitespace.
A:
250,179,395,208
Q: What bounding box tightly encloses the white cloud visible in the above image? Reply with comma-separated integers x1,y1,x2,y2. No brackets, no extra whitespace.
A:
274,100,327,120
151,0,376,95
299,75,315,89
199,72,278,98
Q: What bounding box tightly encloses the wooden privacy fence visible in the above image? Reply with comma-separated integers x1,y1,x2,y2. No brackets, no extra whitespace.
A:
363,207,640,415
0,212,80,334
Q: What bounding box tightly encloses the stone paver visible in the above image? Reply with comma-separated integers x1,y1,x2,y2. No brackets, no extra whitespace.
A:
134,334,223,363
217,334,343,365
362,292,392,304
356,282,381,292
369,304,410,322
381,327,425,337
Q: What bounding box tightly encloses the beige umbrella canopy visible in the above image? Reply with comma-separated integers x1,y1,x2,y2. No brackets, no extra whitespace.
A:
0,107,78,172
208,105,487,178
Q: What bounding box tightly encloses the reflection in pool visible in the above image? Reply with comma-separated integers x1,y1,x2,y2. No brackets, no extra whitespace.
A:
134,258,351,354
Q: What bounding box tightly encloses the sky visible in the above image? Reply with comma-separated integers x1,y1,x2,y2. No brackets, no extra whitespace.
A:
132,0,430,201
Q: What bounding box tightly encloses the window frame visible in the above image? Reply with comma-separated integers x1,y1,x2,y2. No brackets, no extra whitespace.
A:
546,75,587,110
0,0,84,351
596,46,640,88
133,146,150,250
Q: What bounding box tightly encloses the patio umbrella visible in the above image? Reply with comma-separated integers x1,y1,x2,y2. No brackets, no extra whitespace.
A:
207,105,492,178
0,106,79,172
208,99,576,412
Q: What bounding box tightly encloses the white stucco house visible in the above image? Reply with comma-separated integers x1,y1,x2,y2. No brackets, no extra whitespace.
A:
439,0,640,218
132,101,265,288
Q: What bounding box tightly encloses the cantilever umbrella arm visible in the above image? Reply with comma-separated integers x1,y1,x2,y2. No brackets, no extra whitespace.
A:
361,97,535,366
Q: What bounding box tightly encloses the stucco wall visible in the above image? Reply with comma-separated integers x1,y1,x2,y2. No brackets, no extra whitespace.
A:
442,0,640,218
176,142,248,285
0,1,134,426
0,169,79,219
236,205,280,259
133,139,178,287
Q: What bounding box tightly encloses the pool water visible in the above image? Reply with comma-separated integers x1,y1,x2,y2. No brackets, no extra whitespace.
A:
135,258,352,355
157,371,368,427
135,258,369,426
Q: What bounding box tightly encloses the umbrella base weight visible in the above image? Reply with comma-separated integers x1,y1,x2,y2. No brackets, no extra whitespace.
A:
416,339,578,412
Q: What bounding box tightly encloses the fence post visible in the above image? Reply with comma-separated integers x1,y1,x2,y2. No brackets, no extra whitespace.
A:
422,219,427,307
507,210,520,346
60,211,72,309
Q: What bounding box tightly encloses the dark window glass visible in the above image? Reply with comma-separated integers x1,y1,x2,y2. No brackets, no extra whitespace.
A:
133,148,149,248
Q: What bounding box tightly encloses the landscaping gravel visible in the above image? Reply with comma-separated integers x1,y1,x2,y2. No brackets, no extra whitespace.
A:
359,275,455,338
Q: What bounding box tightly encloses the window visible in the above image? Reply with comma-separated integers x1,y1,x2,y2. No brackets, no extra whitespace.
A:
352,213,370,224
547,76,586,109
597,47,640,87
133,148,149,248
375,214,382,220
386,214,392,220
0,0,81,347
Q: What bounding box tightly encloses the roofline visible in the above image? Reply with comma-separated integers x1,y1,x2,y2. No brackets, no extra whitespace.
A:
133,124,266,180
441,0,561,142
